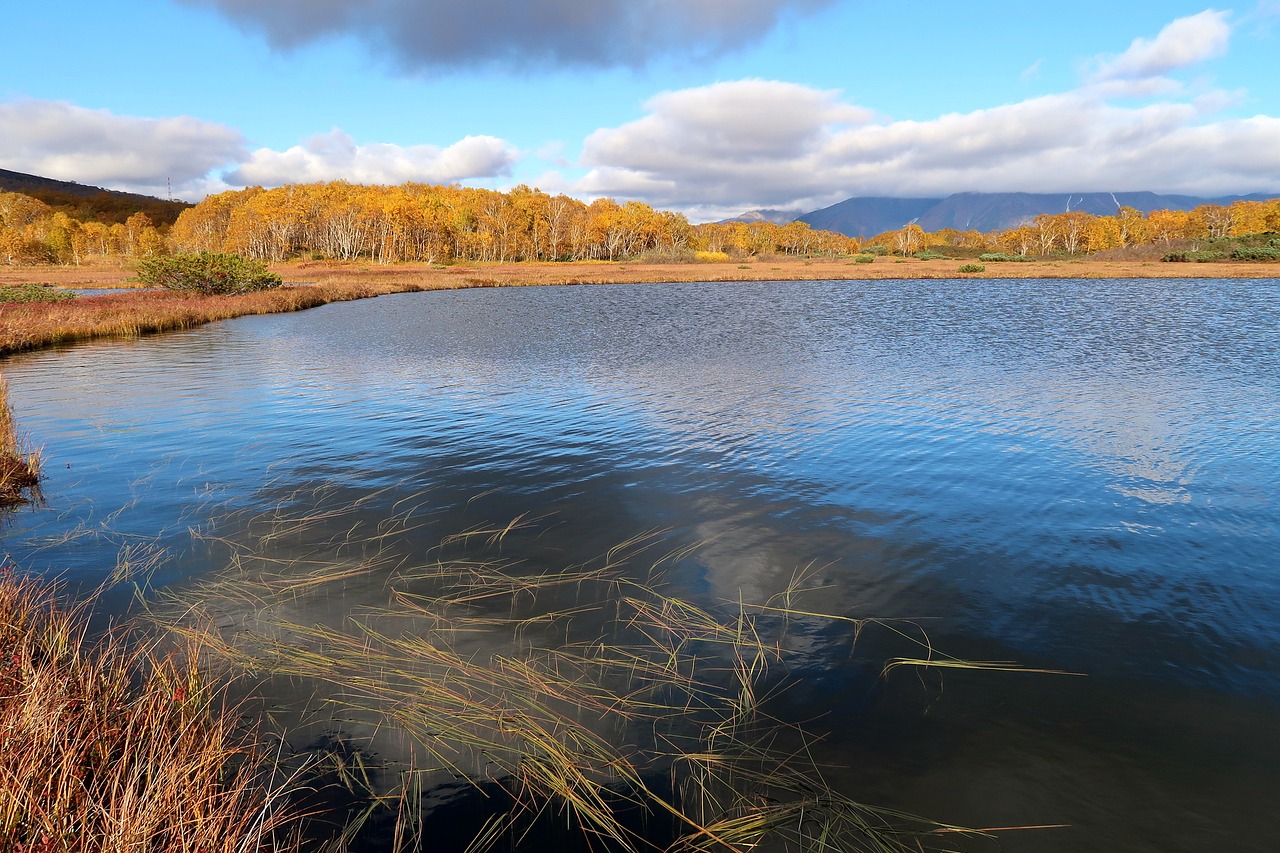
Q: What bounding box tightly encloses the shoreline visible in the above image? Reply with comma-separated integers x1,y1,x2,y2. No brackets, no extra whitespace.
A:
3,257,1277,359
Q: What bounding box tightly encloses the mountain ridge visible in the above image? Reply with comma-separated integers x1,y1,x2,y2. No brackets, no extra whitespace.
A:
0,168,190,225
795,191,1277,238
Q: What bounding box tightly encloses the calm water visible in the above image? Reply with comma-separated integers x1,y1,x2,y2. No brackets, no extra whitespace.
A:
3,278,1279,851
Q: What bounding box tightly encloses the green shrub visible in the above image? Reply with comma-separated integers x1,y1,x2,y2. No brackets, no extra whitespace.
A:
136,253,283,295
914,251,948,260
978,253,1035,262
862,245,889,256
957,263,986,273
0,284,78,304
1231,246,1280,262
1162,250,1228,263
851,254,876,264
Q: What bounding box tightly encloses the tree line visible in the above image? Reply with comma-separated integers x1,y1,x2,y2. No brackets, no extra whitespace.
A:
866,199,1280,257
3,181,1279,267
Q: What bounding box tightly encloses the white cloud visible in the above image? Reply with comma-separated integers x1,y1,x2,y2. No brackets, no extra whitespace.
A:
1091,9,1232,81
562,11,1275,220
586,80,870,167
0,100,246,198
0,99,519,200
572,75,1280,221
225,130,519,186
179,0,834,70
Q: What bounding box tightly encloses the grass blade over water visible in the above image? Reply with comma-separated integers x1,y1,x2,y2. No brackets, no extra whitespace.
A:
152,491,1018,852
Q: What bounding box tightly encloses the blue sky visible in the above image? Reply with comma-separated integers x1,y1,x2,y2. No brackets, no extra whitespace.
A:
2,1,1278,221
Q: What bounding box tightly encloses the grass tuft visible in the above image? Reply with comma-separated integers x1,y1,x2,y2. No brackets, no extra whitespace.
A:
0,373,41,507
0,569,307,852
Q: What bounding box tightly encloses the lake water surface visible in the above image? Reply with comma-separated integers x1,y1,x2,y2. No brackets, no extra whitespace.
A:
3,278,1278,851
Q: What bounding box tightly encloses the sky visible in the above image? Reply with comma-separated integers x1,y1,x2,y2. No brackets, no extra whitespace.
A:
2,0,1279,222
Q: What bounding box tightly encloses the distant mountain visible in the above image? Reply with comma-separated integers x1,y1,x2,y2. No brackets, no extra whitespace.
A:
716,208,807,225
796,191,1277,238
796,197,941,238
0,168,190,226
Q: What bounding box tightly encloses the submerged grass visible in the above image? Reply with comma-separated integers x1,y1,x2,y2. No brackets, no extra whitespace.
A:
151,492,1040,853
0,476,1061,853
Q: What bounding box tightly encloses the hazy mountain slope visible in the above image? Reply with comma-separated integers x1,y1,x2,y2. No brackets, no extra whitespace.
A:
797,191,1276,237
796,197,942,238
0,168,190,225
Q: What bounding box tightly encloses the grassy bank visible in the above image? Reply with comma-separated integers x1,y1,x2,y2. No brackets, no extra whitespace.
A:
0,571,303,852
3,256,1278,359
0,280,430,358
0,373,39,506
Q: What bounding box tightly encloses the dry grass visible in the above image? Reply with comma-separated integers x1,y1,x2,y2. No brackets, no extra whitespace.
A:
0,281,429,358
288,255,1280,289
0,570,306,853
156,496,1028,853
0,373,39,507
0,479,1049,852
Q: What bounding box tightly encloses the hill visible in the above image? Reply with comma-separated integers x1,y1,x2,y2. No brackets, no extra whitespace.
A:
0,168,190,226
794,191,1277,238
796,197,941,238
716,208,807,226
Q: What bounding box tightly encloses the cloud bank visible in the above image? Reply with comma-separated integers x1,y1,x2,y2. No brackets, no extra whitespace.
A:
179,0,834,70
574,11,1278,219
2,11,1275,220
0,101,247,198
0,102,519,199
226,130,518,186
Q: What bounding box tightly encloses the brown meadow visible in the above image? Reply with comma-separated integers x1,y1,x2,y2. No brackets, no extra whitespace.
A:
3,256,1278,360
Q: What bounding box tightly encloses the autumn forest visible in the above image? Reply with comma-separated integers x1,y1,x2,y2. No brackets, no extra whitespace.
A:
3,181,1280,267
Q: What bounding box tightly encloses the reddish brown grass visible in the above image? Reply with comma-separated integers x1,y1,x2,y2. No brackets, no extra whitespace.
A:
0,373,39,507
0,571,305,852
0,281,426,358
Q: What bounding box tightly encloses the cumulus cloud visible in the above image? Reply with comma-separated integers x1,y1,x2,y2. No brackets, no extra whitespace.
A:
576,79,1280,221
0,100,246,197
225,129,518,186
1091,9,1232,81
0,99,519,199
178,0,834,70
567,11,1275,220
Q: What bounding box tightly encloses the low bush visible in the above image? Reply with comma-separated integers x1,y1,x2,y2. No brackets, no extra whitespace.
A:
862,245,890,256
0,283,77,304
978,253,1035,262
851,254,876,264
1231,245,1280,262
957,263,986,273
136,252,283,295
1162,250,1228,263
694,250,731,262
913,251,948,260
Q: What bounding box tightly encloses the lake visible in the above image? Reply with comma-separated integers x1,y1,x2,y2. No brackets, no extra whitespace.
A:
3,277,1278,851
